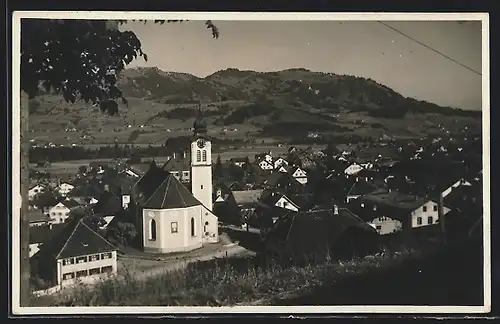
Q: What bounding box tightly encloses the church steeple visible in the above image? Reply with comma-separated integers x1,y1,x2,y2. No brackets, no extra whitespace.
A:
193,104,207,137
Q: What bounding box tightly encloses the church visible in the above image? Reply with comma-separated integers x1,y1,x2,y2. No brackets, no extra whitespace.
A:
130,109,219,254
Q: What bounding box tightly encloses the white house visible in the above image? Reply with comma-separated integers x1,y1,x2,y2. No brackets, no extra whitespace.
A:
29,184,46,200
49,199,80,224
259,160,274,171
57,182,75,197
273,195,300,212
290,166,308,185
344,163,364,176
31,218,119,287
277,165,288,173
273,157,288,170
355,192,451,235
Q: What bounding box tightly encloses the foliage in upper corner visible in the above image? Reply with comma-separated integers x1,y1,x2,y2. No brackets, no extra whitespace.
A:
20,19,218,115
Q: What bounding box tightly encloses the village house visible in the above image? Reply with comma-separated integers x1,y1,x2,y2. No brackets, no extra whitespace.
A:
229,157,248,168
29,223,65,257
232,189,263,215
345,180,379,203
273,157,289,170
350,191,451,235
344,163,364,176
48,199,81,224
163,150,191,183
263,206,379,264
29,184,46,200
258,191,309,212
31,217,119,287
255,151,273,164
57,182,75,197
288,166,308,185
441,178,473,198
258,159,274,171
264,171,305,195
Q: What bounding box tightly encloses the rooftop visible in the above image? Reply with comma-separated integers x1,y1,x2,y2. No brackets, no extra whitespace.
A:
142,173,202,210
34,217,118,260
361,191,428,211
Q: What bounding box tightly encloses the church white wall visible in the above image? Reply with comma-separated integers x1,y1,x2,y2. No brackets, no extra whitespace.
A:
201,206,219,243
142,207,204,254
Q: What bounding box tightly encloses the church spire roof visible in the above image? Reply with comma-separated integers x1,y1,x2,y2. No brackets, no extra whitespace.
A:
193,104,207,137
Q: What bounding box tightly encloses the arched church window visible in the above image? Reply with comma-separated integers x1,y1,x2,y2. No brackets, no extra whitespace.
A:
191,217,195,237
202,150,207,162
149,219,156,241
204,221,209,234
196,150,201,162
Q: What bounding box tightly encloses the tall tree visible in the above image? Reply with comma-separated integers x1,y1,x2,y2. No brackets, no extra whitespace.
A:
19,18,218,306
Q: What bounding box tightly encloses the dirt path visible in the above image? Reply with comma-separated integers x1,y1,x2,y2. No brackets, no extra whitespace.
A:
120,244,252,281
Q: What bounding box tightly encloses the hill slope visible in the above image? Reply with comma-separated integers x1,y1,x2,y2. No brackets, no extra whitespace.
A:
27,67,482,145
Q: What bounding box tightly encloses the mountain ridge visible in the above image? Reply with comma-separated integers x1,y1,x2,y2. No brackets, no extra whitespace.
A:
27,66,482,146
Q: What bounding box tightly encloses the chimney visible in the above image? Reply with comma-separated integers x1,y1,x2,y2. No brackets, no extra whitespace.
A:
333,205,339,215
104,184,109,192
183,151,187,159
173,152,176,159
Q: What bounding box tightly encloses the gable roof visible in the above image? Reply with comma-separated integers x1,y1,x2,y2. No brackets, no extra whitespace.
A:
142,173,201,210
35,217,118,260
361,191,428,212
346,180,378,196
67,183,103,199
232,189,263,206
131,161,171,204
29,223,66,244
59,199,80,209
93,191,122,216
163,155,190,172
266,208,377,261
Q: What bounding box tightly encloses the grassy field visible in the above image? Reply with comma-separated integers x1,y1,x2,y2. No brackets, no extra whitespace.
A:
30,246,419,307
29,144,325,177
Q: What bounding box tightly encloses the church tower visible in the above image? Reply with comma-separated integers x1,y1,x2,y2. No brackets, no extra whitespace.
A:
190,106,213,211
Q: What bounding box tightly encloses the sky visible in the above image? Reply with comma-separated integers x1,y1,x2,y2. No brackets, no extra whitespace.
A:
122,20,483,110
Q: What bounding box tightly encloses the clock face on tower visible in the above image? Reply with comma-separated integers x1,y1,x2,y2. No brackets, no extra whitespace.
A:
197,139,206,148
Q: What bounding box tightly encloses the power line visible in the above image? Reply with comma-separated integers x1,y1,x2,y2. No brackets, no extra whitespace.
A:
377,21,482,76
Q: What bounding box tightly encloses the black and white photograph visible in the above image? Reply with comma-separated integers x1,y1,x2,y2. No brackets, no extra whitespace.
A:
11,12,490,314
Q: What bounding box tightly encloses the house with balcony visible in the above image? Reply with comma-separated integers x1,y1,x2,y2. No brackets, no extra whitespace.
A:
30,217,119,287
349,191,451,235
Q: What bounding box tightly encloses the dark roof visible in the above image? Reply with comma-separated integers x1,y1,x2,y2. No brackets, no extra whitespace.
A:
35,217,118,259
29,224,65,244
213,192,243,225
163,156,190,172
93,191,122,215
131,160,171,204
266,208,377,260
67,183,103,199
28,209,51,223
346,180,379,196
230,157,248,163
265,172,293,188
361,191,428,211
142,173,201,209
61,199,80,209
